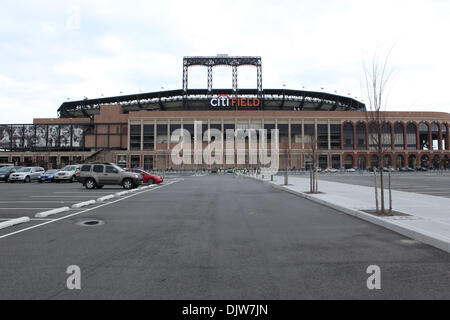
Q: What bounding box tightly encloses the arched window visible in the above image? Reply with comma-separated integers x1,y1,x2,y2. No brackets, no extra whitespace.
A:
442,124,448,150
396,155,405,168
408,155,416,168
419,123,430,150
357,155,366,169
344,154,354,169
343,123,354,150
432,155,440,169
356,123,366,149
421,154,430,168
383,154,392,167
382,123,392,149
369,123,377,149
370,154,379,168
406,123,417,149
394,123,404,150
431,123,439,150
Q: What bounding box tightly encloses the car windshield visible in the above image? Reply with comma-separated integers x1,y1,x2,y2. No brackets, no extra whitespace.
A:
111,164,124,172
46,169,58,174
62,166,76,171
17,168,32,172
0,167,10,173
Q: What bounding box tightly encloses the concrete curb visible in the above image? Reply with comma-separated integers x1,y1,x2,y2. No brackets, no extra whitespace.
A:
115,191,130,196
72,200,96,209
0,217,31,230
97,195,115,203
35,206,70,218
254,177,450,253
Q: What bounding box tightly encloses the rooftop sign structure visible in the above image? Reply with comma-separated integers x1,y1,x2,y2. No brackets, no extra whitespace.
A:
182,55,263,95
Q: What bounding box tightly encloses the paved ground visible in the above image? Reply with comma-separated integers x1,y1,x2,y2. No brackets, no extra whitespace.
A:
0,175,449,299
315,172,450,198
0,182,125,220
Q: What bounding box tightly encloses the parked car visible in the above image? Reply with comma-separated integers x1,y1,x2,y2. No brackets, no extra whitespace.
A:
407,167,415,172
77,163,142,189
38,169,59,183
8,167,44,183
345,168,356,173
0,166,21,182
54,165,81,183
399,167,408,172
328,168,338,173
125,168,163,184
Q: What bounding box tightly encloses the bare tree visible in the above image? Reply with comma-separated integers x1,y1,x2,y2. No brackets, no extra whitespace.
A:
363,50,395,215
305,134,319,193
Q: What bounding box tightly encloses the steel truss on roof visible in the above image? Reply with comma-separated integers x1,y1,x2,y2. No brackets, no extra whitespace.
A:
57,88,366,118
182,56,262,96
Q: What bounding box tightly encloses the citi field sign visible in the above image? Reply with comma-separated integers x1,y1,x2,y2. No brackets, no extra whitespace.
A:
210,94,260,108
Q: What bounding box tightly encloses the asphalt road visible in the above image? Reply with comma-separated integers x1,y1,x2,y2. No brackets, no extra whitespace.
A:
0,175,448,299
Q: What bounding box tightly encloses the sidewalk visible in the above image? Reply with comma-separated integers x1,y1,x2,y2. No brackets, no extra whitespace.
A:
251,174,450,253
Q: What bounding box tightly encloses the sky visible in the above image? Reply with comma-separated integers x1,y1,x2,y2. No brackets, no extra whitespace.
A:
0,0,449,123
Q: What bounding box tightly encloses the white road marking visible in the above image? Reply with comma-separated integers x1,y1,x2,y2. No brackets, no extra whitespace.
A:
52,191,119,194
30,196,101,198
0,218,55,221
0,179,182,240
0,208,56,210
0,201,79,203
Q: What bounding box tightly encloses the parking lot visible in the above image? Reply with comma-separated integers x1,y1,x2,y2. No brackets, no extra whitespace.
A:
0,178,183,238
316,172,450,198
0,174,448,299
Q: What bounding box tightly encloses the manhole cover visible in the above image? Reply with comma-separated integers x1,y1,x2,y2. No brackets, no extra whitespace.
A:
75,218,105,227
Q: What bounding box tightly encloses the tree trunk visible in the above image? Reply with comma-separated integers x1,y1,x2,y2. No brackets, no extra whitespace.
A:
374,169,379,213
379,168,385,214
388,169,392,212
315,166,318,193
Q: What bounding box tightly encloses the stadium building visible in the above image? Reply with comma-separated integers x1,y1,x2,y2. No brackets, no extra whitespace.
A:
0,55,449,170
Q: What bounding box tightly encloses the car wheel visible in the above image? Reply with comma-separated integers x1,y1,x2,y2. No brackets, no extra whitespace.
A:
148,179,154,185
122,179,133,190
25,176,31,183
85,178,97,190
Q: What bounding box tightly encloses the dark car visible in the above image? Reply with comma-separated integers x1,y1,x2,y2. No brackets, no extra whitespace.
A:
38,169,59,183
0,166,21,182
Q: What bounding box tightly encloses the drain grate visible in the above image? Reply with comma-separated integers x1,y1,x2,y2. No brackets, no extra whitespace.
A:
75,218,105,227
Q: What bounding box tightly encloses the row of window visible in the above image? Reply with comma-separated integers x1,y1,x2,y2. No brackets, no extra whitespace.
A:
129,121,449,151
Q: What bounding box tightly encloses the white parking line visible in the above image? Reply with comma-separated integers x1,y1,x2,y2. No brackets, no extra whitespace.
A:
0,218,55,221
31,196,101,198
0,180,181,239
52,192,119,194
0,201,79,203
0,208,56,210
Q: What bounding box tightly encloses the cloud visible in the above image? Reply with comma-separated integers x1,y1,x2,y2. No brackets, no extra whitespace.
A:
0,0,449,123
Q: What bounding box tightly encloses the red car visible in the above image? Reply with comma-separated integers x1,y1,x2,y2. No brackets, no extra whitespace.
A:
125,168,163,184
